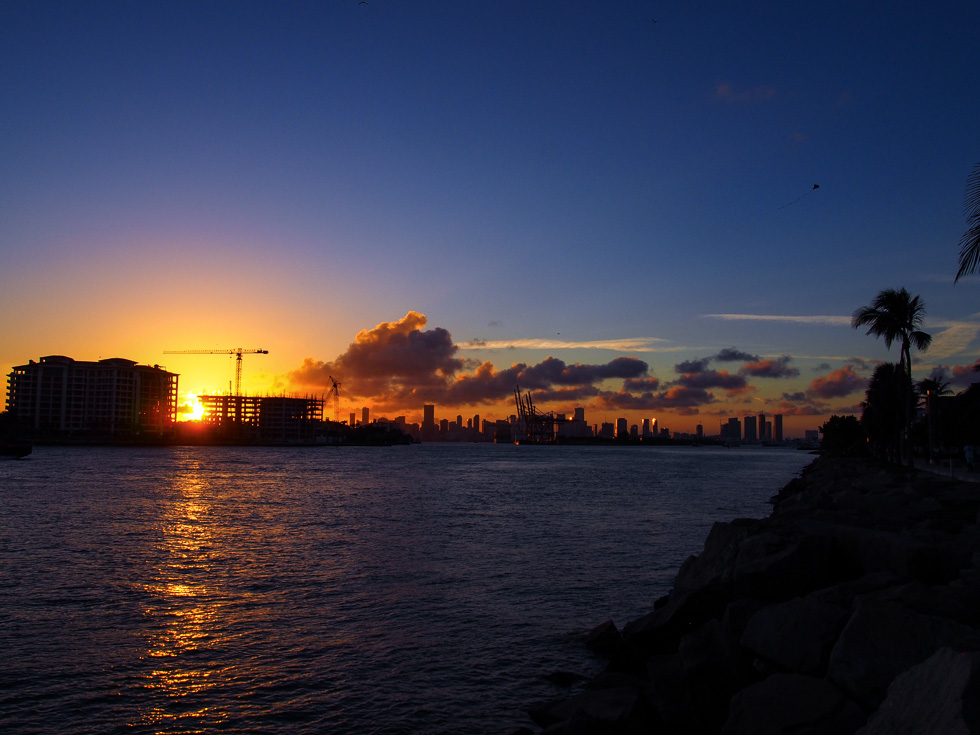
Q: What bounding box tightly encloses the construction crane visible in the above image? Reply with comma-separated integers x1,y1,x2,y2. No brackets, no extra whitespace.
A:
328,375,341,422
163,348,269,396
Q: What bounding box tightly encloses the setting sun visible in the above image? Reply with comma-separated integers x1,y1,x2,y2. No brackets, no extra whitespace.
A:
178,393,206,422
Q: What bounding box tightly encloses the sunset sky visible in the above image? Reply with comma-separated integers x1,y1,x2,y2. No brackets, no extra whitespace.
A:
3,1,980,436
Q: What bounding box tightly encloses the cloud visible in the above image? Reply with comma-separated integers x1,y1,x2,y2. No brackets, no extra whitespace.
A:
946,361,980,388
924,320,980,361
285,312,660,412
715,348,759,362
458,337,669,351
287,311,466,405
594,385,715,414
715,83,777,103
703,314,852,326
740,356,799,379
675,357,711,374
676,369,750,395
806,365,867,400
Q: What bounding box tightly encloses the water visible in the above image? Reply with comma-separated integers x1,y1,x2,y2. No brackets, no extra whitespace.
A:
0,443,814,734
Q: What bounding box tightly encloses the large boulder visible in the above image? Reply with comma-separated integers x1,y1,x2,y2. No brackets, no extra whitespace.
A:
740,596,850,675
827,599,980,710
721,673,866,735
856,647,980,734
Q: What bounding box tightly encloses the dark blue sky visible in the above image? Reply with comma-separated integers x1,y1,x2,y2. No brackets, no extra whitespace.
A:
3,1,979,430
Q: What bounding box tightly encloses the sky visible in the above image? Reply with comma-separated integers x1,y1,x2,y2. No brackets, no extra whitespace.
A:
3,0,980,436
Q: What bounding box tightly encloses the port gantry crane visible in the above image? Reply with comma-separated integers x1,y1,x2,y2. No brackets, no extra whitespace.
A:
163,348,269,397
328,376,341,423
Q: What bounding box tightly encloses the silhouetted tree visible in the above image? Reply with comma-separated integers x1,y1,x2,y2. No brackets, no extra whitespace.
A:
861,363,909,463
955,163,980,282
852,288,931,465
819,415,866,457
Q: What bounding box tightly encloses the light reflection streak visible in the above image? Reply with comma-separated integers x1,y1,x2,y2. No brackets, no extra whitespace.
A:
133,455,231,731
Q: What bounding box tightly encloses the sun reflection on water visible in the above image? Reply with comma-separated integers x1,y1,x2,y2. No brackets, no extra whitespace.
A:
134,458,232,731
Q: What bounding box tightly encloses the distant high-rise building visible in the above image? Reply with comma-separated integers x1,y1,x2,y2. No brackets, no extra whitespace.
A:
350,411,356,426
616,417,628,438
696,424,704,439
362,407,370,426
473,414,480,433
721,417,741,441
744,415,757,442
774,414,783,442
421,404,437,441
758,412,766,440
642,418,651,438
574,407,585,422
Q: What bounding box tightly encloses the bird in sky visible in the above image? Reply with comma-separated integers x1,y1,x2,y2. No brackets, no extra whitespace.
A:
779,184,821,209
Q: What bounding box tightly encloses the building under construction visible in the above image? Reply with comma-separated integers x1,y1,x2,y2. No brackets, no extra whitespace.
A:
197,394,325,444
5,355,178,439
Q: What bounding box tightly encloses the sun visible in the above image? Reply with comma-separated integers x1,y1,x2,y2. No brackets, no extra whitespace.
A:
178,393,206,422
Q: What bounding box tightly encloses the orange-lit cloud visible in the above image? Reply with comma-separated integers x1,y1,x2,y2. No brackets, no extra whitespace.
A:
740,356,799,379
806,365,867,400
285,312,656,413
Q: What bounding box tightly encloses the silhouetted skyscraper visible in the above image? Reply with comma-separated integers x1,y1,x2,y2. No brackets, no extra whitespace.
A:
774,414,783,442
744,415,757,442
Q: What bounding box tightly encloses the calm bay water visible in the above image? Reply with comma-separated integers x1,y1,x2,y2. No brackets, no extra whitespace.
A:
0,443,814,734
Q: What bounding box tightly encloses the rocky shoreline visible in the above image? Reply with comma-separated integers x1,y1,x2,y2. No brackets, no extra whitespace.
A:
518,455,980,734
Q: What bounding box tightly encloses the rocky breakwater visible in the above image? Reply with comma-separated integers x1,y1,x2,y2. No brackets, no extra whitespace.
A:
523,456,980,734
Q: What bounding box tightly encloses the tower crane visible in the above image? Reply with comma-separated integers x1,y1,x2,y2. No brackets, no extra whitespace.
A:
328,376,341,422
163,348,269,396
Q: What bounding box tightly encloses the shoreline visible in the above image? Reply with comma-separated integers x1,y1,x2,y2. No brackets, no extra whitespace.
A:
520,455,980,734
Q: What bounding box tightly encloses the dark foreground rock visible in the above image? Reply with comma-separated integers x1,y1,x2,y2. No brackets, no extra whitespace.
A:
524,456,980,734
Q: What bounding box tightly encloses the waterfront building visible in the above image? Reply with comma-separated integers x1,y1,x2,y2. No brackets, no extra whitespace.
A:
362,407,370,426
775,414,784,442
616,417,628,438
743,415,757,443
696,424,703,439
6,355,178,437
642,418,651,438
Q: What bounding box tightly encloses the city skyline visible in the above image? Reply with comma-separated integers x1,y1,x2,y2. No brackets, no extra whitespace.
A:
3,3,980,435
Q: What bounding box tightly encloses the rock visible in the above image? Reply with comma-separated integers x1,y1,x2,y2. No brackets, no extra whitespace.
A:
721,673,866,735
740,596,850,675
584,618,621,657
678,618,747,731
646,653,703,733
528,683,659,733
733,530,837,601
827,599,980,710
856,647,980,734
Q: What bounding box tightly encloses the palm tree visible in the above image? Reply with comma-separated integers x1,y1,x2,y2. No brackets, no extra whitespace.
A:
852,288,932,465
955,162,980,282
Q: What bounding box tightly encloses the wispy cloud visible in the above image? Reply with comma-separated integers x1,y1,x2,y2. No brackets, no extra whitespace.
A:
923,320,980,360
458,337,674,352
703,314,852,326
